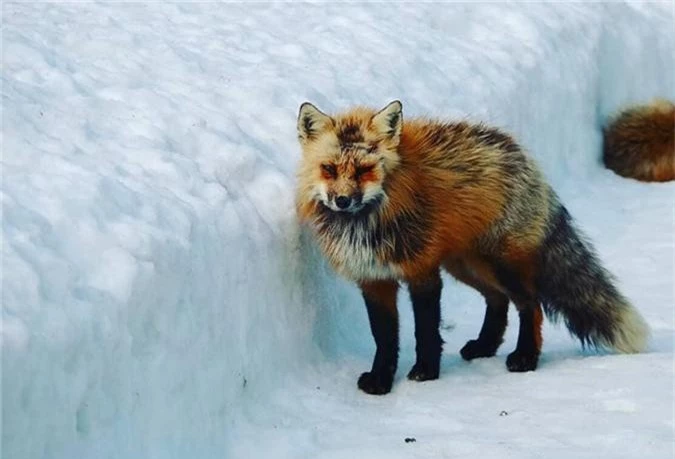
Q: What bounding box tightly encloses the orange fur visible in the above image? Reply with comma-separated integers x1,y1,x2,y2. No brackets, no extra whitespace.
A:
533,304,544,352
603,99,675,182
395,122,507,280
360,280,399,314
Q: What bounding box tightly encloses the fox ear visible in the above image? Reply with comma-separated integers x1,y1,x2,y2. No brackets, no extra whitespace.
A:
297,102,333,144
371,100,403,141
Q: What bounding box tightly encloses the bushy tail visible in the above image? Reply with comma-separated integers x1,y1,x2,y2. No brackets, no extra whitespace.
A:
536,204,649,353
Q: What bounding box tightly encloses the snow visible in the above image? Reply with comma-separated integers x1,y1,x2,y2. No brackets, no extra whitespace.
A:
2,2,673,459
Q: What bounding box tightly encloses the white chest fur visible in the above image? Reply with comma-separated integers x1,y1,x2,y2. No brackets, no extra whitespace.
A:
315,221,402,282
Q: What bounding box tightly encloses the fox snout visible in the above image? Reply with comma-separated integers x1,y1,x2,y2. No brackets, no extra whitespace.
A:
328,190,363,212
335,195,351,209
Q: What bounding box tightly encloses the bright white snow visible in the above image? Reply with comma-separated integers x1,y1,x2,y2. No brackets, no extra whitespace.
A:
2,3,673,459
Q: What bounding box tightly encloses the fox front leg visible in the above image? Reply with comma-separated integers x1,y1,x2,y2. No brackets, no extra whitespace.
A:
359,280,400,395
407,271,443,381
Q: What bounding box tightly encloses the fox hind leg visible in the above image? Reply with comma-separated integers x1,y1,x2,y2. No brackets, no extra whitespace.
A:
506,300,543,372
460,289,510,361
444,259,510,361
492,261,543,372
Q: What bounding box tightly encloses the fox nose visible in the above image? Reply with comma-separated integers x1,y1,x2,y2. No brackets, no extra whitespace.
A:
335,195,351,209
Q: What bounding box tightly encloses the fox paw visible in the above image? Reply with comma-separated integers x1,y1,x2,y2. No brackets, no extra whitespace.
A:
357,371,393,395
407,362,439,381
460,339,498,361
506,351,539,372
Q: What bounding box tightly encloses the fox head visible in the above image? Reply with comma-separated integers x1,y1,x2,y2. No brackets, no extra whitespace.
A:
296,100,402,214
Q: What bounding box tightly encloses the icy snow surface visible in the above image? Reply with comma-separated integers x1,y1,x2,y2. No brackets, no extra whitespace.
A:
2,2,674,459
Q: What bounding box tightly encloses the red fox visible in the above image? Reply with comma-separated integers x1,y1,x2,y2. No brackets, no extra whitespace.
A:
603,99,675,182
295,101,649,395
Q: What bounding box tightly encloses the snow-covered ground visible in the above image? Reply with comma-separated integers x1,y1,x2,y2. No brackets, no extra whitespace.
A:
2,2,673,459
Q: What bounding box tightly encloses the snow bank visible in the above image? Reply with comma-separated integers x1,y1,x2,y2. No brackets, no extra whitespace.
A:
2,3,673,459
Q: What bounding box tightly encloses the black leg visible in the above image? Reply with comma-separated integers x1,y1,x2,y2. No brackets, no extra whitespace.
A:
460,291,509,360
407,272,443,382
490,260,543,372
506,301,543,372
358,281,399,395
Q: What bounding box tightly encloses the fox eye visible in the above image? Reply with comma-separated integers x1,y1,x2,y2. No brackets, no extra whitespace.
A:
355,165,375,179
321,164,337,178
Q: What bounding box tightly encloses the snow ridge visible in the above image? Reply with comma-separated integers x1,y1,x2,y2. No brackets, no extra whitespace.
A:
2,3,673,458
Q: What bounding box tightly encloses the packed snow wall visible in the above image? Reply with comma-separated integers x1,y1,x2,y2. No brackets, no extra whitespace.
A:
2,3,673,458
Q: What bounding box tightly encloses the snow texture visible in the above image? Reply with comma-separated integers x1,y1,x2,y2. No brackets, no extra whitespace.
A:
2,2,673,459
